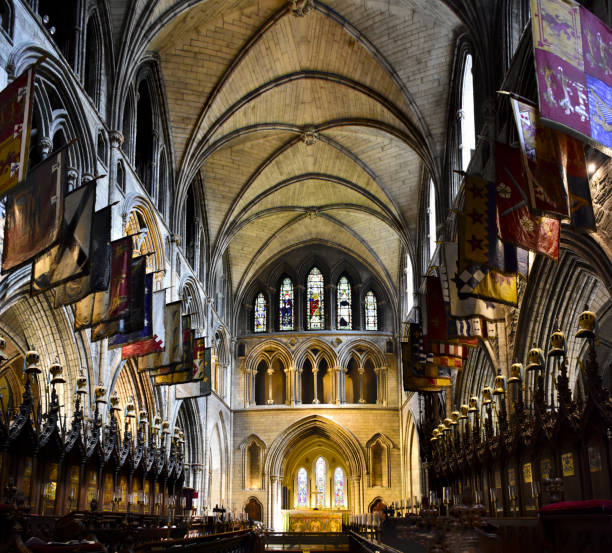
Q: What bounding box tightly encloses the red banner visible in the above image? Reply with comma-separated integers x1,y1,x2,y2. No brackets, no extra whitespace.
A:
0,68,34,196
425,276,447,341
495,142,560,259
107,237,132,320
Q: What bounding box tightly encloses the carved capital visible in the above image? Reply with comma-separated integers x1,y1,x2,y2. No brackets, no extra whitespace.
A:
109,130,124,149
66,167,79,190
38,136,52,159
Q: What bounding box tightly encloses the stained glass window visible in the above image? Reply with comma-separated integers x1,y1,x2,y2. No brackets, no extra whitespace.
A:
254,293,266,333
365,291,377,330
334,467,345,507
307,267,324,330
279,277,294,331
315,456,327,508
336,276,352,329
297,467,308,507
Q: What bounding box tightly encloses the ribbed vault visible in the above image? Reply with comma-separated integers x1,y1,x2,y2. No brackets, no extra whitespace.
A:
138,0,462,306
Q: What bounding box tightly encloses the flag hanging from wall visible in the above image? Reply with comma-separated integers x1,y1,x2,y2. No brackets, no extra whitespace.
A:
54,205,112,307
401,323,451,392
31,180,96,294
556,130,597,231
122,288,166,358
137,300,182,370
511,96,568,218
107,237,132,320
425,276,448,341
73,237,132,331
1,148,65,272
108,271,152,350
531,0,612,152
459,175,498,268
440,242,506,320
0,67,35,197
494,141,561,259
176,341,212,399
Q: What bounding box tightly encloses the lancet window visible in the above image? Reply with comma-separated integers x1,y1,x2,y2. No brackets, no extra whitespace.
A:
315,456,327,508
334,467,345,508
254,293,266,333
297,467,308,507
336,276,352,330
307,268,324,330
365,290,377,330
279,277,294,330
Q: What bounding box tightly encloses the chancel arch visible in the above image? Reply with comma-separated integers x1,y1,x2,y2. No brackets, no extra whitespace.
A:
264,415,367,530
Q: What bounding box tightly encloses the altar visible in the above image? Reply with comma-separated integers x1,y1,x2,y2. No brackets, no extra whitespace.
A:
283,510,345,532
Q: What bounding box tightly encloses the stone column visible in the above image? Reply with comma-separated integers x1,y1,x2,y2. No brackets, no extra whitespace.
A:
312,367,320,404
285,366,295,405
350,475,362,514
326,283,334,330
109,130,124,203
339,367,347,404
266,367,274,405
333,366,342,404
358,367,365,404
241,364,249,407
268,475,278,530
379,366,388,405
295,284,305,331
295,368,303,404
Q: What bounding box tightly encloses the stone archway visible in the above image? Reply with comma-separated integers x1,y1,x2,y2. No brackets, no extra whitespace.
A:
263,414,367,530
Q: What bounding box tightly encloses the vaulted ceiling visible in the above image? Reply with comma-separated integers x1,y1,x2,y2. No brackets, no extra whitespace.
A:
139,0,463,302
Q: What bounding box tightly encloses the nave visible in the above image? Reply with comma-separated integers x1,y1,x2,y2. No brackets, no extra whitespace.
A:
0,0,612,552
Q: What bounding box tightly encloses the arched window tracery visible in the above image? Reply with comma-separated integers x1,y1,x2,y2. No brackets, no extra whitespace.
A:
365,290,377,331
307,267,324,330
315,456,327,508
337,276,352,330
297,467,308,507
333,467,345,508
254,293,266,333
279,277,294,331
460,53,476,172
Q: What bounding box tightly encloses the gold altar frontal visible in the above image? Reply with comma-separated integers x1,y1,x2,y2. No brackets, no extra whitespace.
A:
283,510,345,532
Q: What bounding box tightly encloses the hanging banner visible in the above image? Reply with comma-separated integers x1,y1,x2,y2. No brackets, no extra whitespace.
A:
401,323,451,392
1,148,65,272
440,242,506,321
108,271,152,349
532,0,612,152
31,180,96,293
107,236,132,320
495,141,561,259
122,288,166,358
0,67,35,196
54,205,112,307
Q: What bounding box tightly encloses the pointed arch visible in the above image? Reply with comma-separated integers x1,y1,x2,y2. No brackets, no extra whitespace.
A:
306,266,325,330
336,274,352,330
254,292,267,333
364,290,378,330
278,276,294,331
